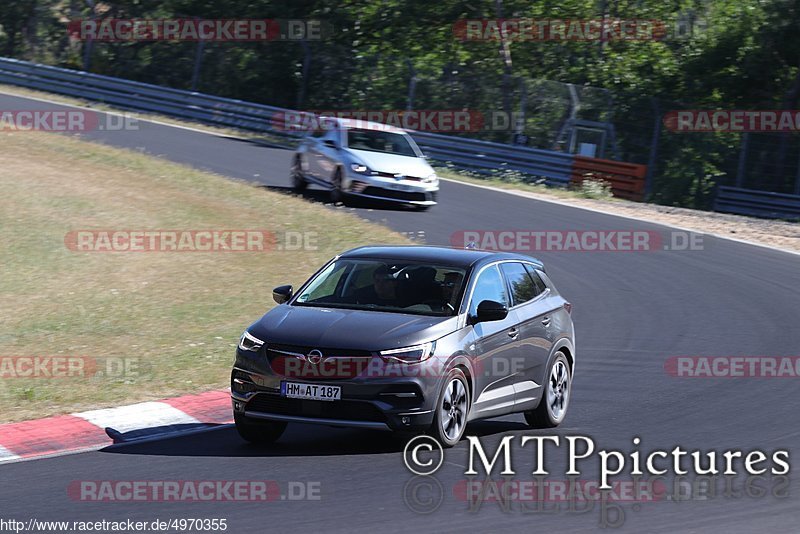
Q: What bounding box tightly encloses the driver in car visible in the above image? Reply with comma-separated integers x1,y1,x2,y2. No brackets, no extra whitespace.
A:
355,265,399,306
442,271,464,312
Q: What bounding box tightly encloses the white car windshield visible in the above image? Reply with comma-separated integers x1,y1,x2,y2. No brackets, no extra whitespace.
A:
346,129,420,157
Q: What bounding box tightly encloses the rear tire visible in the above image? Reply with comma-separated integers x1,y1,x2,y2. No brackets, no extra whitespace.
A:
234,413,287,445
525,352,571,428
429,368,470,447
291,156,307,192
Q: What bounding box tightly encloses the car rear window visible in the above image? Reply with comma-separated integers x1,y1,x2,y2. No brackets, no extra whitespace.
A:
500,262,541,306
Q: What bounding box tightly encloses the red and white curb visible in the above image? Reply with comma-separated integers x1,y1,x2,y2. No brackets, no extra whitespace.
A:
0,389,232,465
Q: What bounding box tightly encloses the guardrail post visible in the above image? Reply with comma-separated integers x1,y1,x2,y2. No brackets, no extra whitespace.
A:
191,39,205,92
795,149,800,196
644,98,660,198
82,0,96,71
735,133,749,188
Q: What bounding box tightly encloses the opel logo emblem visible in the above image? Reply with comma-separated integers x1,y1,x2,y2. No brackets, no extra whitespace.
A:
306,349,324,365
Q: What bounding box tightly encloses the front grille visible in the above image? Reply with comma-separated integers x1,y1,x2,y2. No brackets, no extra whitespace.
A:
373,172,423,181
246,393,386,423
362,187,427,202
266,344,376,381
267,344,372,358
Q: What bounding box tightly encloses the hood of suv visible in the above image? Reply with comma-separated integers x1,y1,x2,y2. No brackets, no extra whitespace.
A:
252,304,456,351
347,149,434,179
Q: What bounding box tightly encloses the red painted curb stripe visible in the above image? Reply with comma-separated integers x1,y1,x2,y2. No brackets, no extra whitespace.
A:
162,389,232,424
0,415,108,458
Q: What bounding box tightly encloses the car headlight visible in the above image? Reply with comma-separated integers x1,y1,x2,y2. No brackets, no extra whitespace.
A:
422,172,438,184
380,341,435,364
350,163,369,174
238,331,265,352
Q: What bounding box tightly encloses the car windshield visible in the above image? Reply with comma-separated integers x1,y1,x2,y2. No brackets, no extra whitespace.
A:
294,259,467,316
346,129,420,157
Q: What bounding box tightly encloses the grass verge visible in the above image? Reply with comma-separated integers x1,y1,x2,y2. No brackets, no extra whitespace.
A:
0,130,408,423
0,83,298,149
435,168,616,201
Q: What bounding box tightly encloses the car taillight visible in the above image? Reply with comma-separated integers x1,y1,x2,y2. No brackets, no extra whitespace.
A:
564,302,572,314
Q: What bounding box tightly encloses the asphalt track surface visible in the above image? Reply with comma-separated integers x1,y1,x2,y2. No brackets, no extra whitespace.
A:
2,92,800,532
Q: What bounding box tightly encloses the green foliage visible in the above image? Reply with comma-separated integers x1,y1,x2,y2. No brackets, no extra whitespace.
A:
576,177,614,199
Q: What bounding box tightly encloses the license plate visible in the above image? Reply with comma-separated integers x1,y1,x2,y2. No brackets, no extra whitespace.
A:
387,182,414,192
281,381,341,401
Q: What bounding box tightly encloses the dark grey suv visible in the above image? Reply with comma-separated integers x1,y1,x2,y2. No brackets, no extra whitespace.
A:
231,246,575,447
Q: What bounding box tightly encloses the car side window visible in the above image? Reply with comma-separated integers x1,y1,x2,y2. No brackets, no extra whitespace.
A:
468,265,509,316
501,262,540,306
523,263,548,296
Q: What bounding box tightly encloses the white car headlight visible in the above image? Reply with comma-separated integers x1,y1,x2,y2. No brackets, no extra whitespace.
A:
423,172,438,184
350,163,369,174
380,341,435,364
238,331,265,352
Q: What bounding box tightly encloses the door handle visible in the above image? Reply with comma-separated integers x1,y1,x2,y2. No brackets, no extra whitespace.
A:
541,317,551,327
508,327,519,339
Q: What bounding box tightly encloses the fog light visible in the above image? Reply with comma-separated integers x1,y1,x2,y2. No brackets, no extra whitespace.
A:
401,416,411,425
233,377,256,394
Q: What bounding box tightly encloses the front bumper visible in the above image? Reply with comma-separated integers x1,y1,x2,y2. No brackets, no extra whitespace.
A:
231,364,439,432
345,172,438,205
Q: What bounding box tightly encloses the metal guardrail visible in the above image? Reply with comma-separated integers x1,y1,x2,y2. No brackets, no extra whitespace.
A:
714,186,800,220
0,56,639,191
412,131,574,185
570,156,647,201
0,57,298,136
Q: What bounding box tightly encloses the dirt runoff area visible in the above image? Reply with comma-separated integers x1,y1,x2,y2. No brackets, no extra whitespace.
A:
493,186,800,255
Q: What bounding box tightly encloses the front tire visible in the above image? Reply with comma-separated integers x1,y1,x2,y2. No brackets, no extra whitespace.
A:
291,156,307,192
429,368,470,447
525,352,571,428
234,413,287,445
330,168,349,205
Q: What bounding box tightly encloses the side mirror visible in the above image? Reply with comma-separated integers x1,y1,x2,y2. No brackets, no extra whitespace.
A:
472,300,508,324
323,139,339,150
272,285,293,304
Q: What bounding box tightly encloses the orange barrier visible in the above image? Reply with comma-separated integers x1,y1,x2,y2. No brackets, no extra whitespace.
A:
571,156,647,201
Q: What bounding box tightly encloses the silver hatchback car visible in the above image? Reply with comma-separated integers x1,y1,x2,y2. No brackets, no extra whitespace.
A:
291,117,439,209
